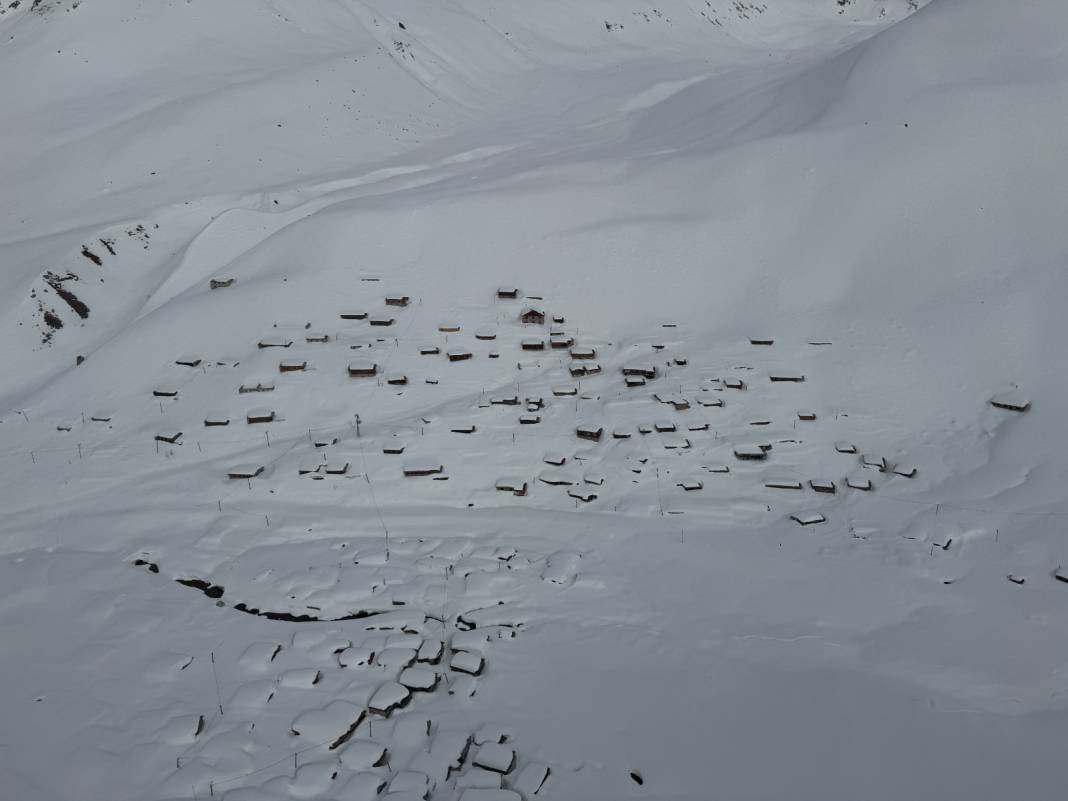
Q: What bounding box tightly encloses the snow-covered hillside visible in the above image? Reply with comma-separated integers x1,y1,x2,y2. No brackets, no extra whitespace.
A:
3,1,1068,799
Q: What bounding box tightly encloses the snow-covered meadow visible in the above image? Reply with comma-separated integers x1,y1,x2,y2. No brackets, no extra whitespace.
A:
2,1,1068,798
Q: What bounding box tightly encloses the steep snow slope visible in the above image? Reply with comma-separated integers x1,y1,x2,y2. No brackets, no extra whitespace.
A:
4,1,1068,799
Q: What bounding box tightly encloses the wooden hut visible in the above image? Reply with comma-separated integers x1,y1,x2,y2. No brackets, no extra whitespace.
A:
550,333,574,349
495,477,529,497
153,386,179,398
228,464,264,480
791,512,826,526
257,336,292,349
519,414,541,425
769,372,805,383
576,425,603,442
797,410,817,421
420,345,441,355
552,385,578,396
386,374,408,386
497,286,520,300
175,355,202,367
384,295,411,307
403,462,444,477
383,443,406,455
834,441,857,454
451,424,477,434
569,346,596,360
348,361,378,377
622,363,657,379
368,315,395,327
567,488,597,503
625,376,646,387
723,378,746,390
809,479,837,494
204,414,230,427
305,332,330,343
246,408,275,424
324,462,350,475
475,327,497,341
990,392,1031,412
519,307,546,325
521,339,546,351
279,359,307,373
733,444,767,461
447,349,473,362
438,322,461,333
765,479,802,490
239,379,275,393
749,337,774,346
339,310,368,320
209,278,235,289
678,478,704,491
155,431,182,444
846,475,873,491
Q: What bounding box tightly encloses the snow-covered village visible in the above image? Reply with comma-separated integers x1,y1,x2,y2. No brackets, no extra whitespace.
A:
2,1,1067,799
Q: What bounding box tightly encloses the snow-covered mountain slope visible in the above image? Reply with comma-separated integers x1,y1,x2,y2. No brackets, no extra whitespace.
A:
3,1,1068,799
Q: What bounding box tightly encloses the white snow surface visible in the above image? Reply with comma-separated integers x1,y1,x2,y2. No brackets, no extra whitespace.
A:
3,0,1068,799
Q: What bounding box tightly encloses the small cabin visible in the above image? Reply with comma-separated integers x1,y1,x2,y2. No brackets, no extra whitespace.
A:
809,479,837,494
450,424,477,434
438,322,461,333
348,362,378,377
797,410,817,421
723,378,746,390
892,464,917,478
369,316,395,327
305,332,329,343
475,327,497,341
791,512,826,526
209,278,235,290
576,425,603,442
491,395,519,406
674,356,688,366
769,372,805,383
383,443,406,455
519,307,546,325
622,364,657,380
668,396,690,411
549,333,574,349
625,376,646,388
654,421,676,433
298,460,324,475
204,414,230,427
228,464,264,480
834,441,857,454
403,462,443,477
521,339,546,351
552,315,566,324
279,359,307,373
846,475,873,491
567,488,597,503
340,310,368,320
246,408,275,424
519,414,541,425
733,444,767,461
384,295,410,307
539,470,577,486
663,437,691,450
749,337,774,346
447,349,473,362
543,452,567,466
861,454,887,471
155,431,182,444
239,379,275,393
420,345,441,355
525,396,545,409
678,478,704,492
990,392,1030,412
698,397,724,408
497,286,520,300
552,385,578,396
765,479,802,490
613,430,632,439
495,477,528,497
175,355,202,368
153,386,179,398
569,347,596,360
386,375,408,386
257,336,293,349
